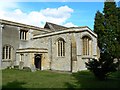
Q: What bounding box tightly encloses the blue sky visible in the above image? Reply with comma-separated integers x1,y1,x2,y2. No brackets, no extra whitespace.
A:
18,2,104,29
0,1,119,30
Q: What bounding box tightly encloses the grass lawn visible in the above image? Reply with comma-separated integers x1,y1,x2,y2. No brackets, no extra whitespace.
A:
2,69,120,89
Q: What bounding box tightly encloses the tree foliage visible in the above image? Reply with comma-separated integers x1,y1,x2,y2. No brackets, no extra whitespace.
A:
85,58,118,80
87,0,120,80
94,11,105,50
94,0,120,59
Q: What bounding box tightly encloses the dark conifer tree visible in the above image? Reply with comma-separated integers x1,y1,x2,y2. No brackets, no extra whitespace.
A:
94,11,105,51
103,0,118,57
88,0,120,80
94,0,120,58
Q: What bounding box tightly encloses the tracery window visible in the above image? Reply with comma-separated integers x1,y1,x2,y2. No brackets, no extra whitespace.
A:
2,45,13,60
57,38,65,57
82,36,92,56
20,30,28,40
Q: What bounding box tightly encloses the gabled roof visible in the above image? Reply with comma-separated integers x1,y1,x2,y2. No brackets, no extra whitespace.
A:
0,19,50,32
0,19,97,38
44,22,68,31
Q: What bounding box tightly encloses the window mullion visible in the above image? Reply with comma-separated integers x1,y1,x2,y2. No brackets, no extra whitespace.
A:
63,41,65,56
9,47,11,59
62,41,63,56
87,38,88,55
25,32,26,40
24,31,25,40
2,47,5,59
57,39,65,57
61,41,62,56
88,39,89,55
6,46,8,59
58,41,60,56
8,47,9,59
22,31,24,40
85,38,87,55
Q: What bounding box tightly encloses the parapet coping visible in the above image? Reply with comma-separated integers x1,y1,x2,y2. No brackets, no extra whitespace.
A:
33,27,97,39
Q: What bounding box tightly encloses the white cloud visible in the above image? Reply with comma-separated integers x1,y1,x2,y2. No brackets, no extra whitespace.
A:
0,5,74,28
64,22,78,27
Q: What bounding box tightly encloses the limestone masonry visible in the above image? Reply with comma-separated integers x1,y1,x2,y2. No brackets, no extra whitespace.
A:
0,19,100,72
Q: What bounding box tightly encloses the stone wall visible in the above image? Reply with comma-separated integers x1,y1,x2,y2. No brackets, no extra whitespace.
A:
33,31,97,72
75,30,98,71
1,21,98,72
33,33,72,71
32,29,98,72
51,33,71,71
0,25,3,69
2,25,19,68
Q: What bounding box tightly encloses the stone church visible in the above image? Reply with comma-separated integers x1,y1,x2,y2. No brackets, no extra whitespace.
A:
0,19,100,72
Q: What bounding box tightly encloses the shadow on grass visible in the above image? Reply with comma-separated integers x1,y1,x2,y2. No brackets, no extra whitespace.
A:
2,80,26,90
65,71,120,89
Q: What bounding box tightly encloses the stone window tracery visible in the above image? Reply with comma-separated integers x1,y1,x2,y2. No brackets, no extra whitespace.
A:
57,38,65,57
82,36,92,56
20,30,28,40
2,45,13,60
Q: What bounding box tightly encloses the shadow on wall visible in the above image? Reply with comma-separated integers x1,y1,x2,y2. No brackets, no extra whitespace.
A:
2,80,26,89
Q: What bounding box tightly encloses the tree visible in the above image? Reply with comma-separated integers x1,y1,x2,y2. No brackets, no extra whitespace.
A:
116,7,120,70
85,58,118,80
117,7,120,43
94,11,105,51
103,0,118,32
94,0,120,58
89,0,120,80
103,0,118,57
103,0,120,71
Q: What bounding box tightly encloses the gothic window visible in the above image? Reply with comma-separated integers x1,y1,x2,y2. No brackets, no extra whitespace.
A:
20,30,28,40
57,38,65,57
82,36,92,56
2,45,13,60
20,54,24,62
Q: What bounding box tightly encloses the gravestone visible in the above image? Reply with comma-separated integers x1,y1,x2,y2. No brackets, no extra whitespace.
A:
30,64,36,72
19,61,24,69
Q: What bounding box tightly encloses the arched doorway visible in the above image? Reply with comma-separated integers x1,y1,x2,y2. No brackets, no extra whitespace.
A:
34,54,42,70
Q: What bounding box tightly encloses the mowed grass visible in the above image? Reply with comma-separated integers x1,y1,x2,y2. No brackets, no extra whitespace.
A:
2,69,120,89
2,69,75,88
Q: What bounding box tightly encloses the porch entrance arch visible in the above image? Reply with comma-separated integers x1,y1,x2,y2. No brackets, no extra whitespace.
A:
34,54,42,70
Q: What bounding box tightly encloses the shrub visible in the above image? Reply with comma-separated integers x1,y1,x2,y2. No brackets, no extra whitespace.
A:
23,67,31,72
85,58,118,80
14,65,19,69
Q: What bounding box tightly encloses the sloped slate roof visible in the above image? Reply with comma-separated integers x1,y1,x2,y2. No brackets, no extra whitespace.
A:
0,19,50,32
44,22,68,31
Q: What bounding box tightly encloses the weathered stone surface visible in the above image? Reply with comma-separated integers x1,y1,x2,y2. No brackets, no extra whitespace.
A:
19,61,24,69
0,19,99,72
30,64,36,72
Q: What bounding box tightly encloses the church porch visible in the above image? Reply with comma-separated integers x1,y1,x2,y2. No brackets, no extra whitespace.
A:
15,48,50,70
